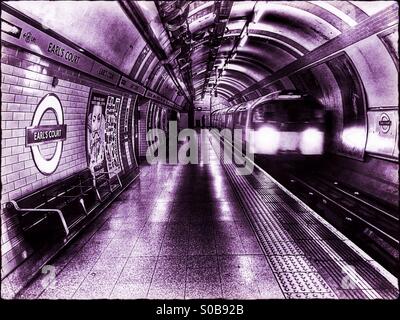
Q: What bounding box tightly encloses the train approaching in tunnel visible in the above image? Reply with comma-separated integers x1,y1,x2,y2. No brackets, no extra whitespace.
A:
0,0,398,303
211,90,326,155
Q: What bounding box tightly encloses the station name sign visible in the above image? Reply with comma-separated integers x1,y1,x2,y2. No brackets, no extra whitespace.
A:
1,11,120,85
1,9,182,106
26,94,66,175
119,76,146,95
26,124,67,146
378,113,392,133
47,42,81,64
145,90,175,108
91,62,120,85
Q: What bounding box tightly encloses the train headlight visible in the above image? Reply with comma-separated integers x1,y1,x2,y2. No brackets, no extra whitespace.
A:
341,126,365,150
254,126,280,154
300,128,324,154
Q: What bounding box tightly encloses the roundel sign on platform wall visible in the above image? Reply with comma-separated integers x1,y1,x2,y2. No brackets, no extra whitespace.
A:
378,113,392,134
25,94,67,175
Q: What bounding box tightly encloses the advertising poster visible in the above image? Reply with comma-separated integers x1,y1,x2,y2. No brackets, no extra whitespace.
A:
105,95,122,177
118,95,136,172
146,102,155,146
87,91,107,172
87,90,122,178
126,95,138,169
123,97,133,169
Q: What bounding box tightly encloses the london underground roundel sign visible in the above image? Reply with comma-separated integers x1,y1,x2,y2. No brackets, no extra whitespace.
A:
25,94,67,175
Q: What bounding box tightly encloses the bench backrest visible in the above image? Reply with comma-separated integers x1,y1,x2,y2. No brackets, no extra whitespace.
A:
11,169,91,209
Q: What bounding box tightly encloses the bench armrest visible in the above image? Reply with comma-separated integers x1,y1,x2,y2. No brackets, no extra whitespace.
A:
8,200,69,236
92,171,122,187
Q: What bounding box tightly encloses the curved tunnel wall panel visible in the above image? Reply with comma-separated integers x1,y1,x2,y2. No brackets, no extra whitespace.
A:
278,76,296,90
239,42,298,73
345,35,399,107
225,58,268,83
334,31,399,160
154,76,177,102
257,80,286,97
174,95,185,106
351,1,395,17
141,55,160,86
129,45,152,80
249,3,342,50
149,63,165,90
135,52,157,84
145,60,162,88
344,33,399,161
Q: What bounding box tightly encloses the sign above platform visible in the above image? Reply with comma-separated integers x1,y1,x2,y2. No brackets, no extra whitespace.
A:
1,11,119,85
119,76,146,95
145,90,175,108
1,9,180,107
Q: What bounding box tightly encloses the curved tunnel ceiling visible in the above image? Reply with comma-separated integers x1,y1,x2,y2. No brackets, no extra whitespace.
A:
186,0,372,100
6,1,397,109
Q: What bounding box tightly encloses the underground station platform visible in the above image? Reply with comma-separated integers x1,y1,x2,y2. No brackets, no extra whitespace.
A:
0,0,399,306
2,133,398,300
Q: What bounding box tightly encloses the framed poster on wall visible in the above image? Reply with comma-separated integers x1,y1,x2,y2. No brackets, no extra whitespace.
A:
105,95,122,177
87,91,107,172
118,94,138,172
86,89,123,178
146,102,155,146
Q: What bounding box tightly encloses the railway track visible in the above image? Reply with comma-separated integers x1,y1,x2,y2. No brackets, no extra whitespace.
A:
212,131,398,276
211,131,398,297
257,158,399,276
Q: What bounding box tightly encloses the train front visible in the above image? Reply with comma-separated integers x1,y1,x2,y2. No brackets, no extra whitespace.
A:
248,93,326,156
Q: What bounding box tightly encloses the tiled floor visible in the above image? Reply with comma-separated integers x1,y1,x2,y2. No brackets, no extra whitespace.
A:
19,135,283,299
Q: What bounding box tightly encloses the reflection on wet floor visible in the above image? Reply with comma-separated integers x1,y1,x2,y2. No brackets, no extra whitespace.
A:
18,137,283,299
